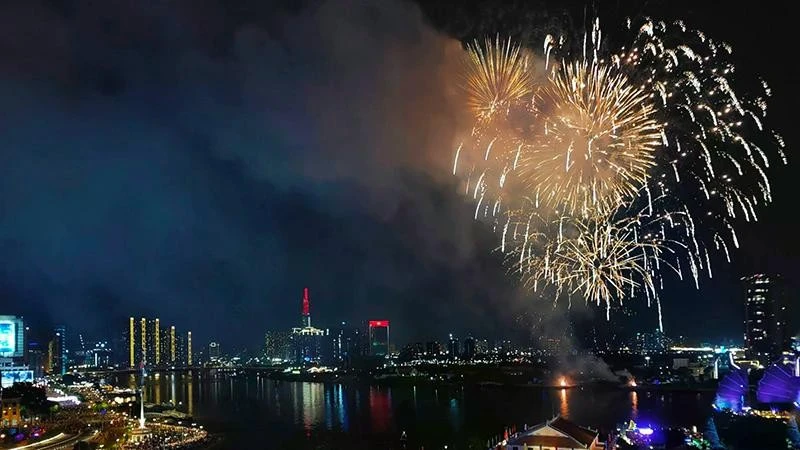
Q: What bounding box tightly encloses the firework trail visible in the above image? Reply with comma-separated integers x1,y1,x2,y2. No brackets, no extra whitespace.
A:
453,18,785,328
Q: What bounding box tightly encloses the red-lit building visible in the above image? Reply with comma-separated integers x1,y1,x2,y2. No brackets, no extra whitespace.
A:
368,320,390,357
291,288,326,363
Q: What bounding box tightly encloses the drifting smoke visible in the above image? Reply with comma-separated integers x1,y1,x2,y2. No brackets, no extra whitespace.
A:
0,0,512,344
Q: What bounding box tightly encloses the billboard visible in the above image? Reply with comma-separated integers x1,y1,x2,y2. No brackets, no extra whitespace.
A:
0,319,17,356
0,316,24,358
1,370,33,388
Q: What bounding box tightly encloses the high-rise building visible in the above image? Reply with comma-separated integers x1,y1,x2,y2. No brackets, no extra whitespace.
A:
330,323,365,366
475,339,489,355
127,317,178,367
170,326,176,364
27,342,45,378
301,287,311,328
89,341,112,368
743,274,787,364
176,333,186,365
209,342,221,361
463,336,476,360
425,341,442,357
447,334,460,359
154,318,161,365
140,318,147,364
22,325,30,366
291,288,327,363
128,317,136,368
187,331,193,366
264,331,291,361
400,342,425,361
48,326,66,375
367,321,390,357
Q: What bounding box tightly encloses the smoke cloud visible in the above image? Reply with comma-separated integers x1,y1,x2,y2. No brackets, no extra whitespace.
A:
0,0,518,346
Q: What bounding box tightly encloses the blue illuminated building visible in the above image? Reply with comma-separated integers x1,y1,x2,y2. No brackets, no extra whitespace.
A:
756,363,800,404
714,368,748,412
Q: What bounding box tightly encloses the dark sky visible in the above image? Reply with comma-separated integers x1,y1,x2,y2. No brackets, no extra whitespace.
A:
0,0,796,350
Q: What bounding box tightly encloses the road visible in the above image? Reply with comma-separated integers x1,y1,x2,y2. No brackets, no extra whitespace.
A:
12,431,93,450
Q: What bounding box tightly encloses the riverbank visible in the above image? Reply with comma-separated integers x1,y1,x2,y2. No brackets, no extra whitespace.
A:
247,370,718,393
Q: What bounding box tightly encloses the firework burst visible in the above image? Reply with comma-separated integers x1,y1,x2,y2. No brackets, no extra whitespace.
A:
452,18,785,326
519,59,662,216
462,37,534,121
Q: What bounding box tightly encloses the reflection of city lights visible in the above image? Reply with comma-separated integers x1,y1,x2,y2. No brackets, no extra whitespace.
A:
559,387,568,416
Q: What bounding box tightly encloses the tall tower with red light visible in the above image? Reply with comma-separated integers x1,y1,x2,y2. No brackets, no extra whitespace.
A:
302,287,311,328
368,320,390,356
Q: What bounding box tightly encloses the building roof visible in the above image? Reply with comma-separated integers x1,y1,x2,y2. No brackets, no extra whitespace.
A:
549,416,598,446
506,416,598,449
509,435,588,448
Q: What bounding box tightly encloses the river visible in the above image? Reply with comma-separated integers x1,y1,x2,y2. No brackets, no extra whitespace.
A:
114,372,715,449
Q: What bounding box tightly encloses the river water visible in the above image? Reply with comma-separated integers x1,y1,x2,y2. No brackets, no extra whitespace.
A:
115,372,715,449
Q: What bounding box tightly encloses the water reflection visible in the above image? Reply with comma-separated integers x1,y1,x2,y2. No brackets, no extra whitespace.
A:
154,373,161,404
559,389,569,417
118,374,715,448
449,397,460,431
335,384,348,432
303,382,324,433
170,374,176,405
186,374,193,415
369,386,391,432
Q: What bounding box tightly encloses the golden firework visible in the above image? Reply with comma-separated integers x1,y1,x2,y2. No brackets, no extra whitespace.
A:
502,208,673,329
463,37,534,121
518,60,662,216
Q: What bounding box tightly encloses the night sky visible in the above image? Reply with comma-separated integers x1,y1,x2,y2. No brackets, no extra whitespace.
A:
0,0,796,350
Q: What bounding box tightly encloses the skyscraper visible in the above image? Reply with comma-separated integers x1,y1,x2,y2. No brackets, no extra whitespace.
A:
170,326,176,364
264,331,291,361
154,318,161,365
463,336,476,360
743,274,787,364
367,321,390,357
447,334,460,359
301,287,311,328
187,331,193,366
140,318,147,364
291,288,326,363
128,317,136,368
48,326,66,375
209,342,220,361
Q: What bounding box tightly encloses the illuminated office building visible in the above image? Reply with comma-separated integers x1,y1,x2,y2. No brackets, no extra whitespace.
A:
127,318,184,367
140,318,147,364
265,331,291,361
209,342,220,361
128,317,135,368
170,326,176,363
154,318,161,365
47,326,66,375
743,274,787,364
368,321,390,357
447,334,459,359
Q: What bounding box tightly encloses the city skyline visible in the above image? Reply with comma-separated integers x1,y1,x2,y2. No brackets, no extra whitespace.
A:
0,0,796,350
